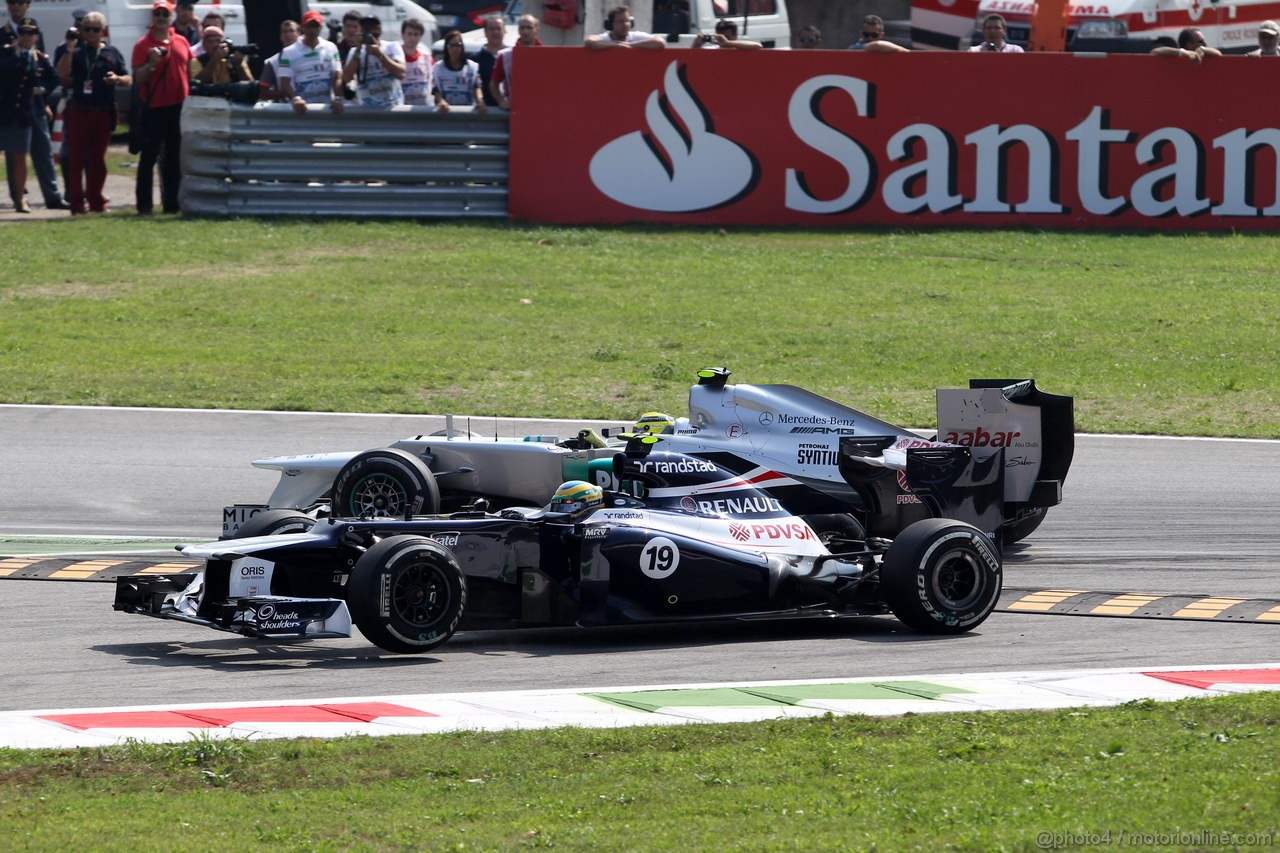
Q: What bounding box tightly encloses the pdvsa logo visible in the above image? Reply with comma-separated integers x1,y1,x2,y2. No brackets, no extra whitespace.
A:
590,62,759,212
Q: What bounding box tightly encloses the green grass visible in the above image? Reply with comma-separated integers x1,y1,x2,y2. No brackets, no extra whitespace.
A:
2,693,1277,851
1,221,1277,436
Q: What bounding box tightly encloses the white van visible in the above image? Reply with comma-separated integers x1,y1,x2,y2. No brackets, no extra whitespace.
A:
912,0,1279,52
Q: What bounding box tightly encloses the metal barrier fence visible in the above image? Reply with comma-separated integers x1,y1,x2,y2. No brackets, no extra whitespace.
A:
179,97,510,218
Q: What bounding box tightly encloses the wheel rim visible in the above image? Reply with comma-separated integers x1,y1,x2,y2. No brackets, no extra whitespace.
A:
930,548,985,610
392,560,452,629
348,473,408,518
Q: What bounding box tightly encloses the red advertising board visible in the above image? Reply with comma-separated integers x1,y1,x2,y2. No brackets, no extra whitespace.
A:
508,48,1280,230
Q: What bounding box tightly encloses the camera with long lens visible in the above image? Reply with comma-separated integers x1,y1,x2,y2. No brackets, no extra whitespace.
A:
361,32,377,45
190,79,262,104
221,40,260,57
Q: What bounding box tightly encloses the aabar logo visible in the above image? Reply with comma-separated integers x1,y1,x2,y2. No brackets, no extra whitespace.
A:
589,62,759,212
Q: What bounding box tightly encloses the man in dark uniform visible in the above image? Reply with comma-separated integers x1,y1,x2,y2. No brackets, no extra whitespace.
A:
1,2,68,209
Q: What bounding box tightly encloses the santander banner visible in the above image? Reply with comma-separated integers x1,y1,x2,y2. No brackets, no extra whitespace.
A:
508,49,1280,230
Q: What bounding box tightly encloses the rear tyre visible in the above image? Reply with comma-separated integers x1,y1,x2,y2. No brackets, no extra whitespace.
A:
222,509,315,540
803,513,867,551
331,448,440,519
347,535,466,654
881,518,1001,634
1002,507,1047,545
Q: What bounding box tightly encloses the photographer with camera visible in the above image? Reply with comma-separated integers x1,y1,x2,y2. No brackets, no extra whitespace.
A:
690,19,762,50
190,25,253,85
56,10,128,214
132,0,192,215
342,15,404,108
969,14,1024,53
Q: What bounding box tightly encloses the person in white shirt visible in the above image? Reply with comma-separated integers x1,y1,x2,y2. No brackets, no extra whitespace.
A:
343,15,405,107
433,30,485,111
278,10,344,114
969,15,1024,53
586,5,665,50
399,17,432,106
1247,20,1280,57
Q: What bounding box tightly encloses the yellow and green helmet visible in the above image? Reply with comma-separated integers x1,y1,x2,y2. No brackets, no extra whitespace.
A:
549,480,604,518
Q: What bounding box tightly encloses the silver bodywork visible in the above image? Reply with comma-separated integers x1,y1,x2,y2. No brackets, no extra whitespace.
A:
251,372,1062,514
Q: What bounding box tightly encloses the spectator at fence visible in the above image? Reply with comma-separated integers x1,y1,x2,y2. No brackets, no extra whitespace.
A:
191,25,253,84
1,16,56,212
795,25,822,49
692,18,761,49
260,19,299,101
335,11,361,64
490,14,541,110
132,0,192,215
970,14,1023,52
57,10,126,214
400,17,432,106
471,15,506,108
192,11,225,58
173,0,199,46
1248,20,1280,56
279,10,343,113
849,15,884,50
433,30,485,112
586,6,665,50
343,15,404,107
1151,27,1221,62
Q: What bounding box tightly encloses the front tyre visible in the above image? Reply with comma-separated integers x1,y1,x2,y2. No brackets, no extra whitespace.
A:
347,535,466,654
221,509,315,540
881,518,1001,634
331,448,440,519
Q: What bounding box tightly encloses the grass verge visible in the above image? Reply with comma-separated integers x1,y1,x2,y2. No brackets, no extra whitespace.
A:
1,693,1277,851
1,222,1277,437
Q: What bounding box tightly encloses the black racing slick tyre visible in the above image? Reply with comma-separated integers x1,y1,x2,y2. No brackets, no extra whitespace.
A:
881,518,1002,634
348,535,467,654
331,448,440,520
1002,507,1047,545
222,509,315,540
803,513,867,552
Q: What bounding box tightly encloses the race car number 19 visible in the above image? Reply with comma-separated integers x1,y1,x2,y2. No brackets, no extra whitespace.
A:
641,537,680,579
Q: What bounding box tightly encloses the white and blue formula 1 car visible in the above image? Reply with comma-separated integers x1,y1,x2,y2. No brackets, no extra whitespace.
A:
226,368,1073,547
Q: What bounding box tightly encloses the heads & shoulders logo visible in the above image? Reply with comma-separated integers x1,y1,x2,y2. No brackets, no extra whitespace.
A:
589,61,760,213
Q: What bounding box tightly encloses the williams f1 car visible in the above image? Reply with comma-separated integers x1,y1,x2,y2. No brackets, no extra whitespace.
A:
226,368,1073,545
118,446,1007,654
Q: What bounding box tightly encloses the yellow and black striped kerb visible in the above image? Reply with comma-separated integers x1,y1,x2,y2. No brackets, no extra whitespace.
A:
0,557,200,582
1000,588,1280,623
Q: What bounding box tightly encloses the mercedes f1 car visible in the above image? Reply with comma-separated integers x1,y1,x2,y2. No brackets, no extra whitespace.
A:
226,368,1073,546
118,445,1007,654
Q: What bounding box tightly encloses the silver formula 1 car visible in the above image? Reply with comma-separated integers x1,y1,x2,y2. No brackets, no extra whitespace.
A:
119,446,1007,654
227,368,1073,546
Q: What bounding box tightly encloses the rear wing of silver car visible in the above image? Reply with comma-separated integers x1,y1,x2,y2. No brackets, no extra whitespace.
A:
936,378,1074,509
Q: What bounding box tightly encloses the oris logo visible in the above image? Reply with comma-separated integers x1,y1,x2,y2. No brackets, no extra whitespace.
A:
239,565,267,577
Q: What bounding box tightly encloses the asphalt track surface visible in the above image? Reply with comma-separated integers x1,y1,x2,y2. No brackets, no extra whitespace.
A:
1,404,1276,713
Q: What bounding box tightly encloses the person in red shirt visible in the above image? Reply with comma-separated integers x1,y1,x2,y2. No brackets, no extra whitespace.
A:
131,0,192,214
